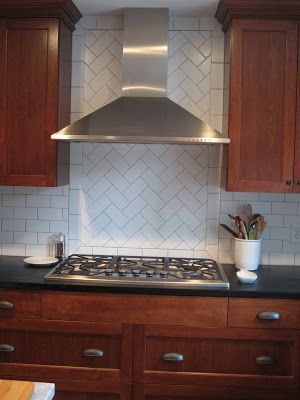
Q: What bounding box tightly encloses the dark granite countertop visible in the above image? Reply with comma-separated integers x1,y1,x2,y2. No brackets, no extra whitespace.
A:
0,256,300,298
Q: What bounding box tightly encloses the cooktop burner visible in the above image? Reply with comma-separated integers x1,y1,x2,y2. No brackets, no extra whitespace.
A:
44,255,229,289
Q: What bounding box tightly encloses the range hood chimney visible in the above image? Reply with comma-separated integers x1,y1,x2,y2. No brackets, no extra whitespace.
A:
51,8,229,144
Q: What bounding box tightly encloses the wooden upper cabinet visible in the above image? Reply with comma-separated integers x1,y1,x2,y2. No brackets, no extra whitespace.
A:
294,29,300,192
0,1,81,186
226,19,298,192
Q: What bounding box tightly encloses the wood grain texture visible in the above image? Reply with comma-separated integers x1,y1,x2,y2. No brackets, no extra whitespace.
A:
0,320,132,383
0,290,41,319
228,298,300,329
0,380,34,400
0,18,59,186
216,0,300,31
227,19,298,192
132,384,300,400
42,292,228,327
0,9,74,186
0,0,81,31
294,26,300,193
133,325,299,388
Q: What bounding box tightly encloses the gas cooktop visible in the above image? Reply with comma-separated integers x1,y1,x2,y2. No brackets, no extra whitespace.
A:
44,255,229,290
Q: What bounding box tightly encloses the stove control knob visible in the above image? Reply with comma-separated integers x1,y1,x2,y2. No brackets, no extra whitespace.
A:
146,270,155,278
160,271,169,278
105,269,113,276
118,269,127,277
132,269,141,277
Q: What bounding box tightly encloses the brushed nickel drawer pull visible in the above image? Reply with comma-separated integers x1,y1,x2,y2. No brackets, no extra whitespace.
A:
83,349,104,357
256,356,275,365
0,301,14,309
257,311,280,320
162,353,184,362
0,344,15,352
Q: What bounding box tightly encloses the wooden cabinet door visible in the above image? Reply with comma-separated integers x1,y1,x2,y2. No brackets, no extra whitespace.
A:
0,320,132,383
294,24,300,192
0,18,59,186
132,384,300,400
134,325,300,389
227,19,298,192
53,382,131,400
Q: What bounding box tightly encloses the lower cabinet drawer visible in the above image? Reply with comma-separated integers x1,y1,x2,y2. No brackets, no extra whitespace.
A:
0,289,41,319
0,320,132,382
228,298,300,329
132,384,300,400
134,325,300,389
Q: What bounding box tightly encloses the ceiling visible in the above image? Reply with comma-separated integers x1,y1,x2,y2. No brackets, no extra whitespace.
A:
73,0,219,16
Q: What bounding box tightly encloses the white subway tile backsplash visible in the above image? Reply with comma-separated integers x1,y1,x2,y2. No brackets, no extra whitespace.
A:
272,202,298,215
50,221,68,233
26,220,49,233
14,232,37,245
25,244,50,257
26,195,50,208
50,196,69,209
2,195,25,207
174,17,200,31
14,187,38,195
269,253,295,266
0,207,14,219
2,219,25,232
270,227,291,240
14,207,37,220
0,232,14,243
2,243,25,256
212,37,224,63
0,186,13,194
38,208,63,221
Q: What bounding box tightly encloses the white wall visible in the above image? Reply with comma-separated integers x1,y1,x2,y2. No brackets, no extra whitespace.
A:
0,16,299,265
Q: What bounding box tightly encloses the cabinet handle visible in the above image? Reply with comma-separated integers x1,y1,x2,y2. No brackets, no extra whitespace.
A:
256,356,275,365
257,311,280,320
0,344,15,352
0,301,14,309
83,349,104,357
286,180,292,185
162,353,184,362
297,180,300,185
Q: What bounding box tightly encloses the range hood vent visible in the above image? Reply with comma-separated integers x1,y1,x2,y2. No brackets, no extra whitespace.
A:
52,8,229,145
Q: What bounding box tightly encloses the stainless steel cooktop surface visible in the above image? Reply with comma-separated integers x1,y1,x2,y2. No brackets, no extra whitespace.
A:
44,255,229,289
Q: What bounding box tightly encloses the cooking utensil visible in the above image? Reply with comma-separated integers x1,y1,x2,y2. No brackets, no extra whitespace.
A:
239,220,248,240
246,203,253,229
256,217,267,239
220,224,237,238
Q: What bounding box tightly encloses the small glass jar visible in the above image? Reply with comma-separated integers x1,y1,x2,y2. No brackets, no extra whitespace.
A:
53,233,65,260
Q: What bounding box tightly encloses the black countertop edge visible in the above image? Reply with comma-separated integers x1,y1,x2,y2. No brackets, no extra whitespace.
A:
0,256,300,299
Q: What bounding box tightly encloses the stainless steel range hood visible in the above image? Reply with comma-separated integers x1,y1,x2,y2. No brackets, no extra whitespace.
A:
52,8,229,144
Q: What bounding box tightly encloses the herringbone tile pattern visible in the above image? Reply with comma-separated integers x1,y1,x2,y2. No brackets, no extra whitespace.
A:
78,28,213,250
81,143,208,249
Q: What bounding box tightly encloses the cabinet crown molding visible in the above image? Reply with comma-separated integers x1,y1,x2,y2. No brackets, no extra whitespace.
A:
0,0,81,31
216,0,300,31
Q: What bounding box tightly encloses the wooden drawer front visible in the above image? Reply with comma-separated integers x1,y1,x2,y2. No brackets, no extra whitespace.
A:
228,298,300,329
134,325,299,388
0,290,41,319
133,384,300,400
0,320,132,382
43,292,227,327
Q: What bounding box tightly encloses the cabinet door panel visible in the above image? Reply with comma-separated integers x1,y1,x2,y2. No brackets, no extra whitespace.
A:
134,325,299,388
0,320,132,382
132,384,300,400
0,18,58,186
227,19,298,192
294,25,300,192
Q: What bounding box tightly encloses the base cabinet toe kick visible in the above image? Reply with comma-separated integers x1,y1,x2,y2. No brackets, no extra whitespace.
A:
0,290,300,399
